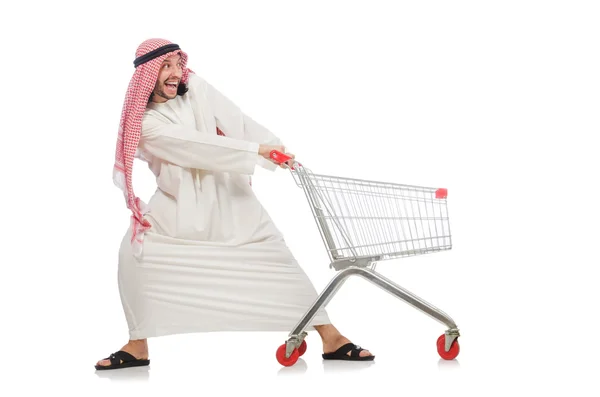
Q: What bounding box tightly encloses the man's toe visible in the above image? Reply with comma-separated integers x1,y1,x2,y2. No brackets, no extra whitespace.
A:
96,359,111,367
345,348,373,357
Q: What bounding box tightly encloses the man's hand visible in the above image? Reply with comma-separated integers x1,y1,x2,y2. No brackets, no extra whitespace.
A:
258,145,296,168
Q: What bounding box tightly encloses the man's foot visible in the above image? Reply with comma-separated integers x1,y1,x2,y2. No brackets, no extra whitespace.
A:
95,340,149,369
314,324,374,359
323,335,374,358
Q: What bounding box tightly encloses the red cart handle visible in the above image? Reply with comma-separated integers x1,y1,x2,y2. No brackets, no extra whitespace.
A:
270,150,300,169
270,150,292,164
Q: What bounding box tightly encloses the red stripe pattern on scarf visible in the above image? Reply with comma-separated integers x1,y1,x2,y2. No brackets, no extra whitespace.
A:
113,38,192,253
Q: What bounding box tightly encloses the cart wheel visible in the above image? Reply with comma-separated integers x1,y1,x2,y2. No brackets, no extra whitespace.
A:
298,340,307,356
436,334,460,360
276,343,300,367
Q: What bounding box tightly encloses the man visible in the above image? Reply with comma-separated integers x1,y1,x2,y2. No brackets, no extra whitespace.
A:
96,38,373,370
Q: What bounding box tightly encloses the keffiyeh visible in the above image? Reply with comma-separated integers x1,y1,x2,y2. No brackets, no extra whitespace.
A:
113,38,192,256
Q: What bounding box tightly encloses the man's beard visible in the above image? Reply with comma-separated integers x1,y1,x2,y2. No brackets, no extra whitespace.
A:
154,84,177,100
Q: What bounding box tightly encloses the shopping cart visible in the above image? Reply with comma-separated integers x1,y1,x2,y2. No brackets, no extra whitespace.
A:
269,150,460,366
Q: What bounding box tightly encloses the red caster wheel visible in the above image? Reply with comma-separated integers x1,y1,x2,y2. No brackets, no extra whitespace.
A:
298,340,307,356
437,334,460,360
276,343,299,367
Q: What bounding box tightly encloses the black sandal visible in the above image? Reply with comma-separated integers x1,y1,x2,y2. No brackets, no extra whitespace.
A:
95,350,150,370
322,343,375,361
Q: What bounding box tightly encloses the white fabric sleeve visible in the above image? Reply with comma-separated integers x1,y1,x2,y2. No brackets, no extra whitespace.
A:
206,82,284,171
140,114,260,175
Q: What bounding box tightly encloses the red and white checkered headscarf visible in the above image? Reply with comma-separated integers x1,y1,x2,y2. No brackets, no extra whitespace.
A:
113,38,192,256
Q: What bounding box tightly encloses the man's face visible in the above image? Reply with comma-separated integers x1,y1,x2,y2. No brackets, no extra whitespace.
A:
151,54,183,103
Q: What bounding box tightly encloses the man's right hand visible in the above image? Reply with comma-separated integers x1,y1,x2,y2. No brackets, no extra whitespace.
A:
258,145,295,168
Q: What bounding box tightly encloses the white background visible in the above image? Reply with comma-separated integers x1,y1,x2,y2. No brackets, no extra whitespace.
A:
1,0,599,395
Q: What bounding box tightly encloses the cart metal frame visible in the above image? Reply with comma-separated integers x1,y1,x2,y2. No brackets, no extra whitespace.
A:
268,152,460,362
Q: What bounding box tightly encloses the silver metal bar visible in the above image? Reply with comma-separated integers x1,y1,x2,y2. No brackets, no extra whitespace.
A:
294,170,442,192
288,266,458,339
444,328,460,352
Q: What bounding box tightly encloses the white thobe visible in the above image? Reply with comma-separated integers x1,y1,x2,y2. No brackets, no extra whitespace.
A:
117,74,330,339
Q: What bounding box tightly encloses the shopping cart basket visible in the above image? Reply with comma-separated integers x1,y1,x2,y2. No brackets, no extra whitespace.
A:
269,150,460,366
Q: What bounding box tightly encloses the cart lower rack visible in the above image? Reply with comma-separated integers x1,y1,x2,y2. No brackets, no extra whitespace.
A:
269,151,460,366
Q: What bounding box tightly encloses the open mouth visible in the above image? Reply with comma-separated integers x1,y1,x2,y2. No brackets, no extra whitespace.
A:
165,81,178,94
